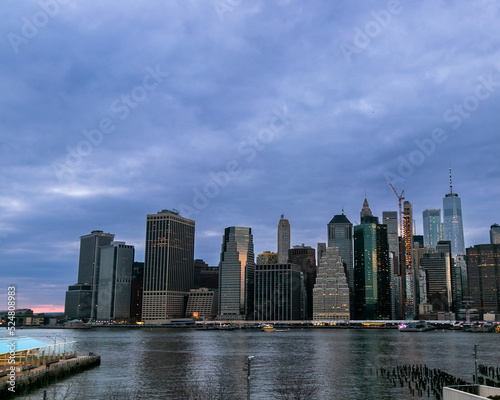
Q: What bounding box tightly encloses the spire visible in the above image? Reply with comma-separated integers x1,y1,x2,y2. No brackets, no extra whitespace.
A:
341,206,344,215
449,164,453,194
361,196,372,218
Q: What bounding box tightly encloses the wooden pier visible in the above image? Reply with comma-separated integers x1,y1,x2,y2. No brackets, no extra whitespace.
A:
0,354,100,398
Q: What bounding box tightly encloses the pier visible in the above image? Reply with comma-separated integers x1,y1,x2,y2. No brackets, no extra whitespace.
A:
0,337,100,398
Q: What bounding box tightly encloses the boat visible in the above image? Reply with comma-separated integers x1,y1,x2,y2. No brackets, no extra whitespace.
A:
398,322,436,332
261,324,276,332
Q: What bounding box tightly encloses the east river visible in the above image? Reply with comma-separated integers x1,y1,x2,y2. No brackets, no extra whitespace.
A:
10,327,500,399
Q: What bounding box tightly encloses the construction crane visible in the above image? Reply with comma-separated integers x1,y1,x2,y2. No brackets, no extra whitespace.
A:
389,183,405,238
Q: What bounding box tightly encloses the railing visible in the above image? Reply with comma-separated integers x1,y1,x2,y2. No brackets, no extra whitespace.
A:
13,355,98,383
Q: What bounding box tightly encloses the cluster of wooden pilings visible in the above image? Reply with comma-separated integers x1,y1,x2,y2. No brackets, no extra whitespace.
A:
373,364,470,399
477,364,500,388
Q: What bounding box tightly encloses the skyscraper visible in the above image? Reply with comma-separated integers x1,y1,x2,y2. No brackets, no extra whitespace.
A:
254,263,304,321
403,201,416,319
142,209,195,323
65,230,115,320
64,230,115,320
360,196,372,220
218,227,255,319
382,211,399,259
423,209,444,250
313,247,350,321
353,209,391,320
443,168,465,258
288,244,316,319
277,215,291,264
490,224,500,244
96,241,135,322
466,244,500,317
383,210,402,320
327,210,354,307
420,241,452,312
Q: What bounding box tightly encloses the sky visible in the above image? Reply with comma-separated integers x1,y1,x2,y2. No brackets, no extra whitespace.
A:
1,0,499,313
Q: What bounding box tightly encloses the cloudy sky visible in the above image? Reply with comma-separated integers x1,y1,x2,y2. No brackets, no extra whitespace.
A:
1,0,499,312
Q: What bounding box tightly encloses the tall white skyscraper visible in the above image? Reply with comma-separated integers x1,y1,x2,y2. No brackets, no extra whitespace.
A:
277,215,290,264
313,247,350,320
443,167,465,258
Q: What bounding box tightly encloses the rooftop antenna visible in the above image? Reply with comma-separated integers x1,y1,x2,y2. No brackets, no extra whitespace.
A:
341,206,344,215
449,164,453,194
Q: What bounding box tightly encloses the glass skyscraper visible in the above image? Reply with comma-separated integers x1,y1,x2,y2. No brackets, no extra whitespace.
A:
443,171,465,258
142,209,195,323
423,209,444,250
97,241,135,322
353,215,391,320
218,226,255,319
254,263,304,321
65,230,115,320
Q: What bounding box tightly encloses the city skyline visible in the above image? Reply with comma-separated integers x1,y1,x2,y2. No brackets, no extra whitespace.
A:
1,2,500,312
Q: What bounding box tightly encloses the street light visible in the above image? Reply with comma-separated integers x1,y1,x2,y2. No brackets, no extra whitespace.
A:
473,344,478,385
247,356,254,400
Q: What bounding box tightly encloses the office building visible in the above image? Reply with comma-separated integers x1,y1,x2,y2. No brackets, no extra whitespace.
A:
466,244,500,316
254,263,305,321
327,211,354,302
353,211,391,320
64,284,92,320
420,241,452,312
64,230,115,320
130,261,144,323
96,241,135,322
491,224,500,245
194,260,219,290
313,247,350,321
288,244,316,319
443,168,465,258
257,251,278,265
317,243,326,265
403,201,416,319
185,288,218,319
382,211,399,261
277,215,291,264
142,209,195,323
218,227,255,319
423,209,444,250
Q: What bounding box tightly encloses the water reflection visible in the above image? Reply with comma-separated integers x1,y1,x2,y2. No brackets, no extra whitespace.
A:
11,328,500,399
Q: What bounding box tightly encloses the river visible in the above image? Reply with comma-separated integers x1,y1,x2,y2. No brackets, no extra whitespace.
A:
10,327,500,399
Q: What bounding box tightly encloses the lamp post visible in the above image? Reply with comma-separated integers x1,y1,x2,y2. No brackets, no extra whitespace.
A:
473,344,478,385
247,356,254,400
